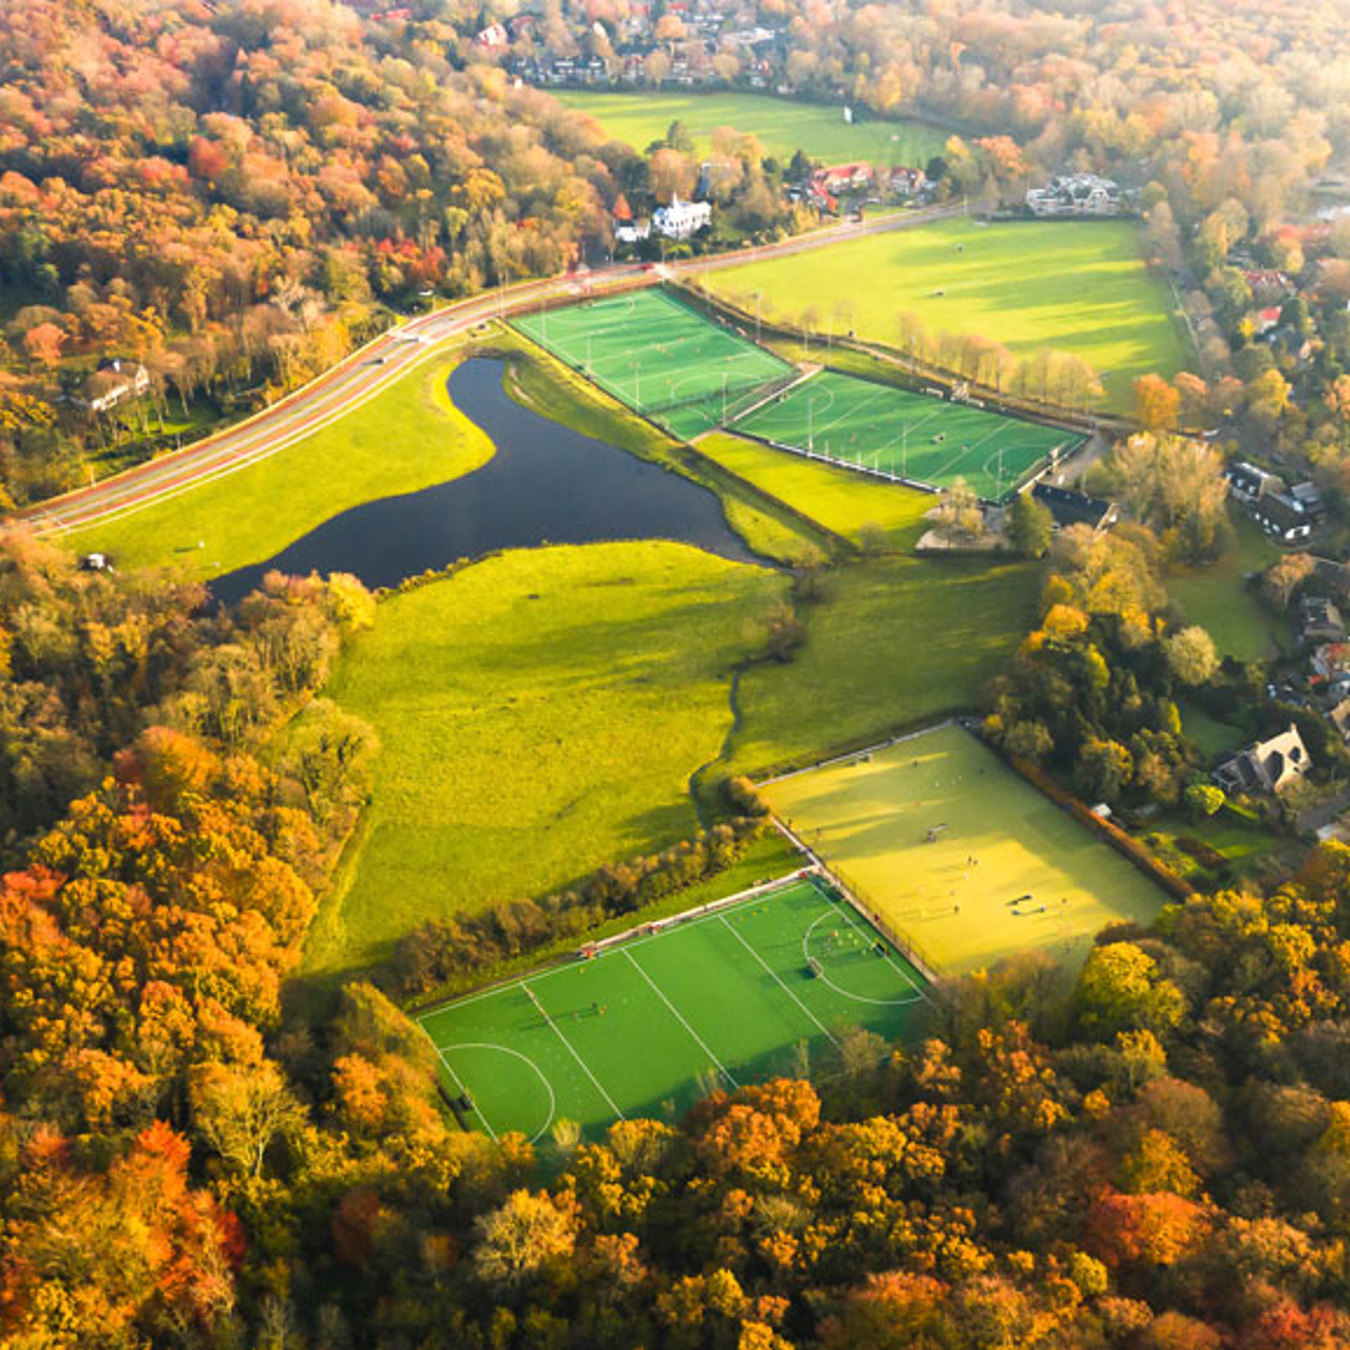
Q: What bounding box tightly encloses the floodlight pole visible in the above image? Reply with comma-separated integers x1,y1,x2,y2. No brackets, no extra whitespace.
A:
755,291,762,345
722,372,728,423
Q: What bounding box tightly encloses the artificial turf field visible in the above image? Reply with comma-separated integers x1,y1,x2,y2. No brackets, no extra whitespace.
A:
512,289,792,439
764,724,1166,976
733,369,1077,501
419,875,928,1140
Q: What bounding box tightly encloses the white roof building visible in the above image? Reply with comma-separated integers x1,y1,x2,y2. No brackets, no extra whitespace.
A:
652,196,711,240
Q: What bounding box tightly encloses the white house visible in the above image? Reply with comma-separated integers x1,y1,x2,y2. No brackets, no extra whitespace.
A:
1214,724,1311,796
78,358,150,414
652,196,711,240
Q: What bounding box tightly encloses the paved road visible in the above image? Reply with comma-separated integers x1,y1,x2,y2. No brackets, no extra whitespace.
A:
19,205,962,538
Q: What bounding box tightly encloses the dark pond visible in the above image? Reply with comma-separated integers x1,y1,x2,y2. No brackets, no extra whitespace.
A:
212,358,765,605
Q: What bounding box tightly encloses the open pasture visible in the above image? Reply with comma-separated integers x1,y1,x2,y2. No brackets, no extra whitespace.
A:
709,218,1189,414
553,89,945,166
764,724,1165,975
512,289,792,440
733,369,1075,501
418,875,928,1140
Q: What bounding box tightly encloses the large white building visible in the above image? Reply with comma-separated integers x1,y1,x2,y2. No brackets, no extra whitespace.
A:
1026,174,1125,217
652,196,712,240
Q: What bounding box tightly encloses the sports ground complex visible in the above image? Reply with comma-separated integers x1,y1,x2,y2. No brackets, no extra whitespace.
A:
512,287,1079,500
731,369,1076,502
765,723,1166,976
512,289,794,441
418,875,927,1140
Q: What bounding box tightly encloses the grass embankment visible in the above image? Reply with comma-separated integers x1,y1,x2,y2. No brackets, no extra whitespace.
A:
707,218,1189,413
304,542,789,974
1167,512,1283,663
553,89,946,165
696,431,933,548
726,556,1039,779
69,342,490,578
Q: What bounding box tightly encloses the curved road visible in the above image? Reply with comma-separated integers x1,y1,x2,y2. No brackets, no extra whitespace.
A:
19,205,962,538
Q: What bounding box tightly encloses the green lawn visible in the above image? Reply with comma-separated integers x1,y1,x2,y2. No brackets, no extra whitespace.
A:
731,368,1074,501
726,555,1039,779
554,89,945,166
419,875,928,1140
305,541,788,974
696,431,934,548
765,724,1165,975
1166,511,1283,662
68,342,491,578
708,218,1189,413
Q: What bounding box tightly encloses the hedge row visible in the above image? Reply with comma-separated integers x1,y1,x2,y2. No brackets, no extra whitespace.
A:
394,817,765,997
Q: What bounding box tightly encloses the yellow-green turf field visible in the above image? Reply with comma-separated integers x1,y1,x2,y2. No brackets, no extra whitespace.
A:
710,218,1189,414
553,89,945,166
695,432,933,549
419,874,928,1140
764,723,1165,975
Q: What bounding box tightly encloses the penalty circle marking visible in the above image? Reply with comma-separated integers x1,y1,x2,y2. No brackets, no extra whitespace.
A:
802,911,922,1006
443,1041,558,1144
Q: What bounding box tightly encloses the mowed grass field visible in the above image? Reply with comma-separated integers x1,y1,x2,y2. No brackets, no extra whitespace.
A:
710,218,1189,413
513,289,792,440
726,557,1039,779
696,432,933,548
68,343,492,578
765,724,1165,975
306,541,787,973
420,875,928,1140
733,369,1075,501
554,89,945,166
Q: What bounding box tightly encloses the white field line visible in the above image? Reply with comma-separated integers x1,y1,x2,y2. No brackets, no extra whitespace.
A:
523,979,626,1121
718,914,839,1047
429,1039,500,1143
755,718,956,787
623,949,739,1089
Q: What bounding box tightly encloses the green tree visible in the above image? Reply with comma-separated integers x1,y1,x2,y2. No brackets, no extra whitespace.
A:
1008,490,1054,559
1075,942,1188,1039
1164,625,1219,685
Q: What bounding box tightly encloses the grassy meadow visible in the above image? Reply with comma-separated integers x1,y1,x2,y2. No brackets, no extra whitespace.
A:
554,89,945,166
305,542,788,973
708,218,1189,412
1166,511,1283,662
68,342,491,578
726,555,1039,779
696,432,933,548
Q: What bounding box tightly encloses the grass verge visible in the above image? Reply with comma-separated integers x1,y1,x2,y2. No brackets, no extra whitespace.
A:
68,341,490,578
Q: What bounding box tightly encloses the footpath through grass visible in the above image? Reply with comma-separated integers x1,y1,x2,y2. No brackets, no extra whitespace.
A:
554,89,945,166
420,874,928,1140
708,218,1189,413
69,343,491,578
306,541,787,974
733,368,1074,501
765,724,1165,975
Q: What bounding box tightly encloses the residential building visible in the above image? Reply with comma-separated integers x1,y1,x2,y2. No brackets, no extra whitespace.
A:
652,196,711,239
1026,173,1125,218
78,358,150,413
1225,460,1283,502
1249,490,1314,543
1299,596,1345,645
1214,724,1312,796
